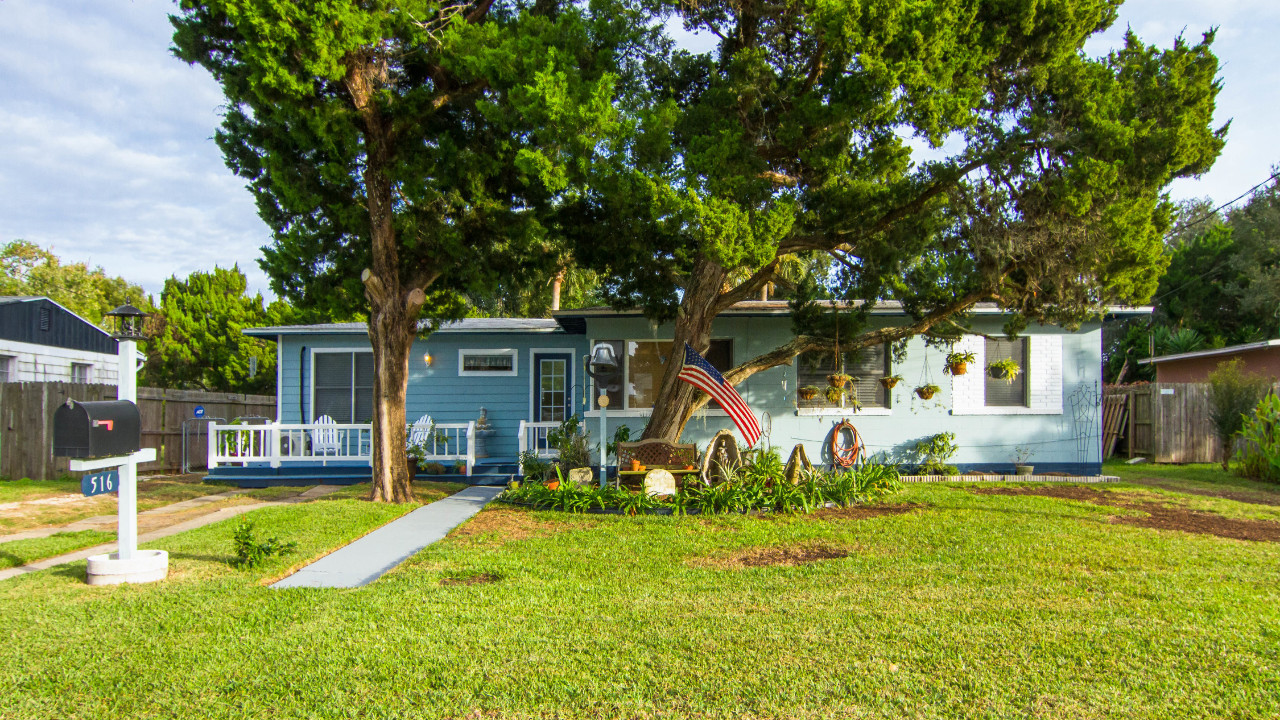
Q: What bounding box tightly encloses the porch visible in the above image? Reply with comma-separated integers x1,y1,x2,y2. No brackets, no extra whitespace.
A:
202,420,563,487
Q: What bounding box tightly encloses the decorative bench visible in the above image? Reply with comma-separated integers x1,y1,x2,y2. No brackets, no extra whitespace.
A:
616,439,700,493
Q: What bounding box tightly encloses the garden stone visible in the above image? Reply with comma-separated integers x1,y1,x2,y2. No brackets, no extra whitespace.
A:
569,467,594,487
644,469,676,497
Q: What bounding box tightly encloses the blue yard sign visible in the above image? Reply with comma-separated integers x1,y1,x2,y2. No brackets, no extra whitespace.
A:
81,469,120,497
194,405,205,418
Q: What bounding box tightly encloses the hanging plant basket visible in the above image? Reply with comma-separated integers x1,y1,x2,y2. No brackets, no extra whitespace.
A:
824,386,845,404
827,373,853,389
915,384,940,400
798,386,820,401
879,375,902,390
944,351,976,376
987,359,1021,383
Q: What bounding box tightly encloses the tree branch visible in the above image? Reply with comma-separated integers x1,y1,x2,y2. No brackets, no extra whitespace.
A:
713,258,779,314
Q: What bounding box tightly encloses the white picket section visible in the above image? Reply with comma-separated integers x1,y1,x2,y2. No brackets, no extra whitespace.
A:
209,421,475,475
517,420,560,459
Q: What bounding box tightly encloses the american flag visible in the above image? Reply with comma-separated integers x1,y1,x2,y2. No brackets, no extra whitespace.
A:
677,342,761,447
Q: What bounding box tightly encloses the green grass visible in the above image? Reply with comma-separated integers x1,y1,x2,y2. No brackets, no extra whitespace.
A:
0,530,115,569
0,477,83,503
0,479,1277,718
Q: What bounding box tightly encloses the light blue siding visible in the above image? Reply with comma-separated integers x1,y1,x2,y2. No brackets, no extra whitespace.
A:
271,312,1105,472
277,331,587,459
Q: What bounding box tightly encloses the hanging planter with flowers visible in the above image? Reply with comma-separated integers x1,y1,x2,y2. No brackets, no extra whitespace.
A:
944,351,975,376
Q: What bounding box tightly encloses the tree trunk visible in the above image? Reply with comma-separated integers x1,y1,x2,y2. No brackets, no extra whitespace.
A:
349,53,423,503
641,258,726,441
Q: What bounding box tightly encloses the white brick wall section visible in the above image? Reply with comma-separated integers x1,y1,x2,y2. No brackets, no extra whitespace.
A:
950,335,985,411
1028,334,1062,413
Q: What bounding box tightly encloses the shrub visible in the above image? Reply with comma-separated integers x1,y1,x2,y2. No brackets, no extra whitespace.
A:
230,519,297,569
548,416,593,471
1239,393,1280,482
913,432,958,475
1207,359,1273,470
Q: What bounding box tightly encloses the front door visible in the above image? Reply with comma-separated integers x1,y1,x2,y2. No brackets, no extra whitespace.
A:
533,353,572,422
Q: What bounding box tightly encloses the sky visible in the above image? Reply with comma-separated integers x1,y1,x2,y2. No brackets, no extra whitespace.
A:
2,0,1278,299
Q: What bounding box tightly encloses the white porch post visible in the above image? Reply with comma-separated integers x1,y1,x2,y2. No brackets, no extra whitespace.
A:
116,339,138,561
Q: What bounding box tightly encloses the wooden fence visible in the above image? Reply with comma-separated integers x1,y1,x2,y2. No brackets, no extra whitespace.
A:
0,382,275,480
1104,382,1278,463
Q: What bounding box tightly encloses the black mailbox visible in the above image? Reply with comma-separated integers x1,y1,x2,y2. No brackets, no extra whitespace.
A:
53,400,142,459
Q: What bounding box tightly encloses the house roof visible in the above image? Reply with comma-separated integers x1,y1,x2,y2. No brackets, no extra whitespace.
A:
243,317,563,338
1137,339,1280,366
245,301,1152,338
0,295,118,354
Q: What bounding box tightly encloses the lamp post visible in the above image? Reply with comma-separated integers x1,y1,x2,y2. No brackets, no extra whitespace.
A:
585,343,619,485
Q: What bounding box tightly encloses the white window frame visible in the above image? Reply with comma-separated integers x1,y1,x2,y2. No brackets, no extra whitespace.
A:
458,348,518,377
309,349,375,422
71,362,93,384
0,355,13,382
950,334,1063,416
585,338,731,418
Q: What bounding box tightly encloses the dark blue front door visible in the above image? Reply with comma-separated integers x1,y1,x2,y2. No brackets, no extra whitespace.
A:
533,353,572,422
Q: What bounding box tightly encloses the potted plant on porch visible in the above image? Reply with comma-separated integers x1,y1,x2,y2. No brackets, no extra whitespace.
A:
1012,446,1034,475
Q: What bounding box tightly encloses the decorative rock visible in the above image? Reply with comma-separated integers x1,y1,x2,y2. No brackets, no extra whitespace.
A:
568,467,595,487
701,430,742,485
643,468,676,497
783,444,813,484
86,549,168,586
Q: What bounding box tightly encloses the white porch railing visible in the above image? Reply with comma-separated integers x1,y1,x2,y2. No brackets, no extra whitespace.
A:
517,420,560,459
208,421,475,476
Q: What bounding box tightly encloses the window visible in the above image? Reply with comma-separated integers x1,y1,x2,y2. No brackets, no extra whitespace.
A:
593,339,732,411
985,338,1027,407
0,356,12,382
797,345,890,410
458,349,517,376
537,357,568,422
313,351,374,422
71,363,92,384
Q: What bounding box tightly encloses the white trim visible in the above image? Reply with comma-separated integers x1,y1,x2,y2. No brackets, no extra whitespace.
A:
457,348,518,377
950,406,1064,416
528,348,575,422
1138,338,1280,365
275,335,283,421
309,348,374,422
796,407,892,417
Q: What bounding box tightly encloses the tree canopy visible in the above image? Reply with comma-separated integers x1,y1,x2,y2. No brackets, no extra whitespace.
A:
143,266,293,395
562,0,1226,438
0,240,153,325
172,0,646,500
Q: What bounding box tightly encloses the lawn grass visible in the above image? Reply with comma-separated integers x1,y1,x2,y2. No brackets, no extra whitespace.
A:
0,479,1277,718
0,530,115,569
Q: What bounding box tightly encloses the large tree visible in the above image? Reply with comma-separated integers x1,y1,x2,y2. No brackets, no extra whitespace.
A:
565,0,1225,440
143,266,293,394
173,0,640,500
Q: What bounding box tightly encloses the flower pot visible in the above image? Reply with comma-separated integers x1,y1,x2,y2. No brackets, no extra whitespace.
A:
989,365,1009,379
827,375,850,388
798,388,819,401
629,459,641,472
915,387,937,400
879,377,900,390
1014,464,1034,476
947,362,968,375
546,480,560,490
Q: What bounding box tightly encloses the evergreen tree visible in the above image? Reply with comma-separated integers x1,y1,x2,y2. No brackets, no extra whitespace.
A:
0,240,153,324
143,266,292,394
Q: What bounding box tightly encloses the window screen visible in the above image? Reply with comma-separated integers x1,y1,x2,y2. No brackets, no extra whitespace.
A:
0,356,12,382
314,352,374,422
985,338,1027,407
71,363,92,383
594,339,731,411
797,345,890,409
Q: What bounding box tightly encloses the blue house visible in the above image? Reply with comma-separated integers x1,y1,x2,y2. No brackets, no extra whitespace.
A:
204,301,1144,486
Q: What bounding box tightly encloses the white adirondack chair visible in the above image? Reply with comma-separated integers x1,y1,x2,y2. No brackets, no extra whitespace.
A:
311,415,340,459
408,414,435,453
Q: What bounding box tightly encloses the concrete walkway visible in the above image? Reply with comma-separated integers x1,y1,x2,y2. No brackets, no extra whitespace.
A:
272,485,504,590
0,485,342,582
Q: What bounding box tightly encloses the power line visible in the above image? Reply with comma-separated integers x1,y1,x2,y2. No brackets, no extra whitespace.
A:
1168,170,1280,236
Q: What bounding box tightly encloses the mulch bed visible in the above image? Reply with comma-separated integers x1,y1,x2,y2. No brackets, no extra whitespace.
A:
807,503,926,521
1124,478,1280,508
690,542,851,569
971,486,1280,542
439,572,501,586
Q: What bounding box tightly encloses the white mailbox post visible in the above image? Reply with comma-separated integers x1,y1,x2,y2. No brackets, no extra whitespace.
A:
79,304,168,586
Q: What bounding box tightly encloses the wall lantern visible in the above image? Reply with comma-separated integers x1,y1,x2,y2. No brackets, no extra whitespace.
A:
423,351,433,367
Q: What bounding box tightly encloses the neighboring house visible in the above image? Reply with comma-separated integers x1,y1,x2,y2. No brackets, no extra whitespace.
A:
1138,340,1280,383
209,302,1145,485
0,297,119,384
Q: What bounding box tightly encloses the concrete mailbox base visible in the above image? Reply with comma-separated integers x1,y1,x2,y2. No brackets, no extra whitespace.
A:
86,549,169,586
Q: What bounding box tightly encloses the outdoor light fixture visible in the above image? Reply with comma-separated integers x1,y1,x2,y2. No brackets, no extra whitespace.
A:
104,302,150,340
423,351,433,367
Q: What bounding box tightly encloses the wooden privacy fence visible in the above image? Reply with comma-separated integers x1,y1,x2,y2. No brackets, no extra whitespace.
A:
0,382,275,480
1104,382,1279,463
